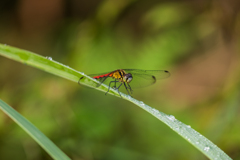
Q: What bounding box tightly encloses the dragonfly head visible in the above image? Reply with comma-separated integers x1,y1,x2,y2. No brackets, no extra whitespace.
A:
123,73,133,83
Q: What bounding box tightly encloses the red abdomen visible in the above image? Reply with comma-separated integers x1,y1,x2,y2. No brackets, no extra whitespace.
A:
93,73,111,79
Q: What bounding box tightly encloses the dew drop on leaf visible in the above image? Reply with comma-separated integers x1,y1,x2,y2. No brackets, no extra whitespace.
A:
204,146,210,152
167,115,176,121
46,56,52,60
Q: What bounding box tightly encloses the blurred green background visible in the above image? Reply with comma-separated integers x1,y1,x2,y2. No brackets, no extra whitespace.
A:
0,0,240,159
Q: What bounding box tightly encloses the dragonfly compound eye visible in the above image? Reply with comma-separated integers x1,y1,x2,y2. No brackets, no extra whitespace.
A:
127,77,132,83
124,73,132,83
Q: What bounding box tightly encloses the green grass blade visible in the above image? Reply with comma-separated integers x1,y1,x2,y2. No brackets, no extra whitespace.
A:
0,99,71,160
0,43,232,160
0,43,120,97
124,97,232,160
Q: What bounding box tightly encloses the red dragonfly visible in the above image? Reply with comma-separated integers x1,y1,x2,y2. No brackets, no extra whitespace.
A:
79,69,170,97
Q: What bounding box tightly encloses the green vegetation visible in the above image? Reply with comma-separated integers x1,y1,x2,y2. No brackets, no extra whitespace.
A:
0,1,240,159
0,44,232,159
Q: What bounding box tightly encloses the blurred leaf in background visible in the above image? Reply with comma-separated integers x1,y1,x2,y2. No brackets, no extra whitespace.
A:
0,0,240,159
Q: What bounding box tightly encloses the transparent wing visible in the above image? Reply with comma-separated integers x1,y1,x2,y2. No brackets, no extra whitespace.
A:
78,72,110,88
86,72,110,87
124,69,170,79
123,69,170,88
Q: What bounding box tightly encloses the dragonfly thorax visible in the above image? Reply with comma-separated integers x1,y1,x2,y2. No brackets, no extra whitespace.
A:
123,73,133,83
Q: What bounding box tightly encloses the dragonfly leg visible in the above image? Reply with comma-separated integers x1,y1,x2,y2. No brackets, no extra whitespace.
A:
126,83,133,94
112,80,118,89
124,82,132,96
106,81,121,97
116,83,122,98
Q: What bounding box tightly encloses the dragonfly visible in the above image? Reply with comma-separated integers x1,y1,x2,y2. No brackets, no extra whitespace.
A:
78,69,170,97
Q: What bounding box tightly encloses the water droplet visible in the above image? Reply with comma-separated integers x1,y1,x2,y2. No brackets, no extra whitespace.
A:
126,95,132,99
196,141,199,144
46,56,52,60
187,125,191,128
139,101,145,105
167,115,176,121
204,146,210,152
152,108,159,114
